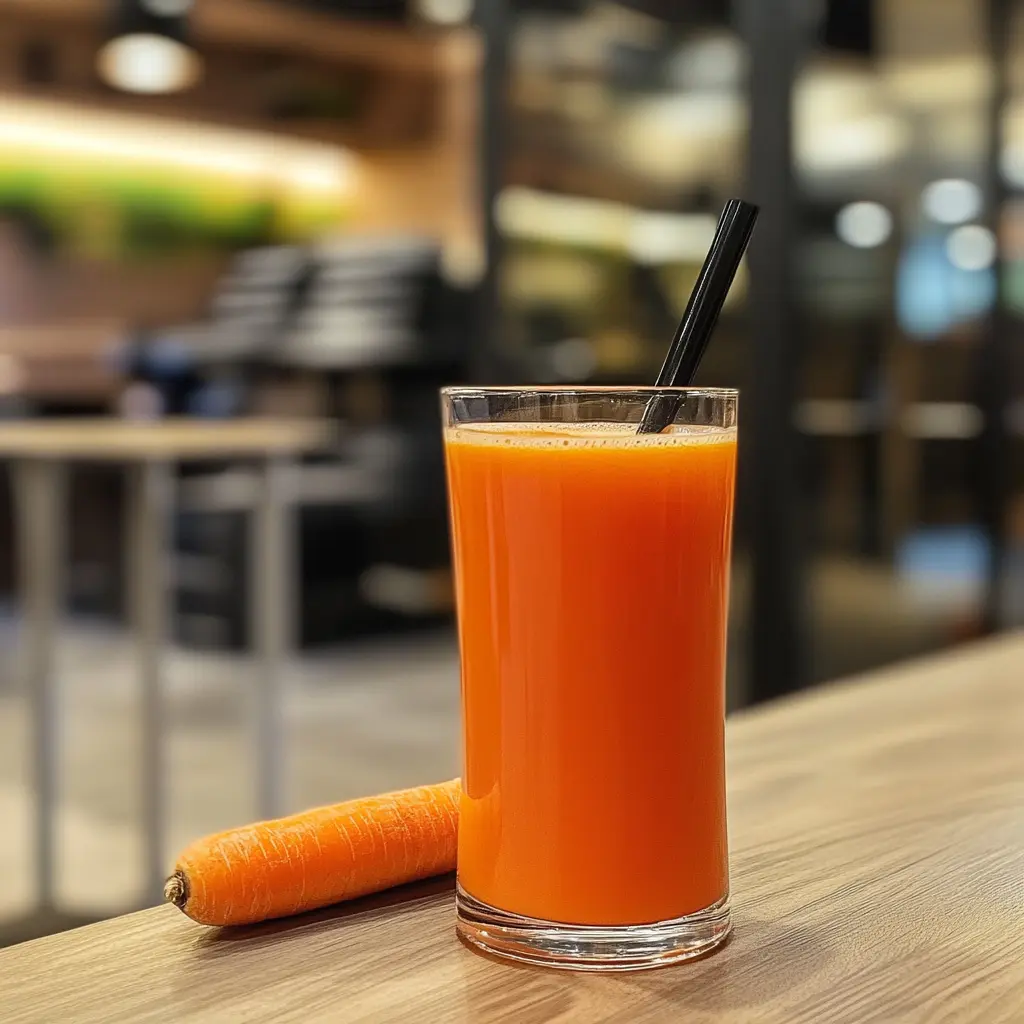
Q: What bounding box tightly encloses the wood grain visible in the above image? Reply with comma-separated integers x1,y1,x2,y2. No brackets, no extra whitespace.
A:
0,419,332,460
2,635,1024,1023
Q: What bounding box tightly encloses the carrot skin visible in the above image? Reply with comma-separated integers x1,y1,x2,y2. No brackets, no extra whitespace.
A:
167,779,460,926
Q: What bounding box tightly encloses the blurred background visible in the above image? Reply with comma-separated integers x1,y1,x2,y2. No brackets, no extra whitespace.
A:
0,0,1021,944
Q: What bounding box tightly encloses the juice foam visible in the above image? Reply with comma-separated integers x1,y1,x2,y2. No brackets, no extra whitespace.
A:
446,421,736,450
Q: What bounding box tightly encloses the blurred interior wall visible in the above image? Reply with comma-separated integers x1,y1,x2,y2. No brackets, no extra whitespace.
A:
349,33,483,283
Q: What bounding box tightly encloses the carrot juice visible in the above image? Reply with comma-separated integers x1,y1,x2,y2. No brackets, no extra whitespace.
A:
443,388,737,959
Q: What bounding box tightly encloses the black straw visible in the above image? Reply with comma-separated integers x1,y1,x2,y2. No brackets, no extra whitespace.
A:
637,199,759,434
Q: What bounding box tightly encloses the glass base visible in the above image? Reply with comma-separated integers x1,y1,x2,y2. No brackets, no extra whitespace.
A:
456,884,731,972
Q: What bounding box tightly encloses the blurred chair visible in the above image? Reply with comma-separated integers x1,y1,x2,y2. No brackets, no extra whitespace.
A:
278,236,441,369
171,245,313,368
171,235,462,650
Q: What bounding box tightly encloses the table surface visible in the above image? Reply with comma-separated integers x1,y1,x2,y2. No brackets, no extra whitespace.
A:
3,635,1023,1024
0,418,332,460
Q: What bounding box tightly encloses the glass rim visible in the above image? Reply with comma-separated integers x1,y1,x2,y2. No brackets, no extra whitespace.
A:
441,385,738,399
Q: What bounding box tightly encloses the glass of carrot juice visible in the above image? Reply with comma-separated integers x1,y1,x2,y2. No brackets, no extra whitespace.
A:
442,386,737,971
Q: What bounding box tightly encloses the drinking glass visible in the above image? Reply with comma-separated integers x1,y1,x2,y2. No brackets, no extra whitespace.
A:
442,387,737,971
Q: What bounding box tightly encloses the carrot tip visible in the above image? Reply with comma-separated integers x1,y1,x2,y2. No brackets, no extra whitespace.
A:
164,871,189,910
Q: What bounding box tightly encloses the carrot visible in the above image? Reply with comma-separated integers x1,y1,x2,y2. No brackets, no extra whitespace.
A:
164,779,460,927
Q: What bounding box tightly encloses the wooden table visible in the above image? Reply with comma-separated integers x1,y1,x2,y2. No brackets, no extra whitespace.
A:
0,419,332,913
3,634,1023,1023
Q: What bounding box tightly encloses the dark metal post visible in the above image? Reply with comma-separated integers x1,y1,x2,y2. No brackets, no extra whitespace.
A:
739,0,808,701
978,0,1013,631
472,0,509,383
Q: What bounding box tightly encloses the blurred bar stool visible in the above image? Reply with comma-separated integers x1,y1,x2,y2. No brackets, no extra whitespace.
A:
0,418,331,923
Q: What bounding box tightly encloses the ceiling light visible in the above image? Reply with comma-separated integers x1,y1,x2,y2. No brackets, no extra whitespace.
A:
666,34,745,92
798,114,908,175
921,179,982,225
0,96,356,199
97,0,201,95
1000,145,1024,188
417,0,473,25
946,225,996,271
835,201,893,248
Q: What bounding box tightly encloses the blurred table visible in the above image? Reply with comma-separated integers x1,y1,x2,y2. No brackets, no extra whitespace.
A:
2,633,1023,1021
0,418,332,912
